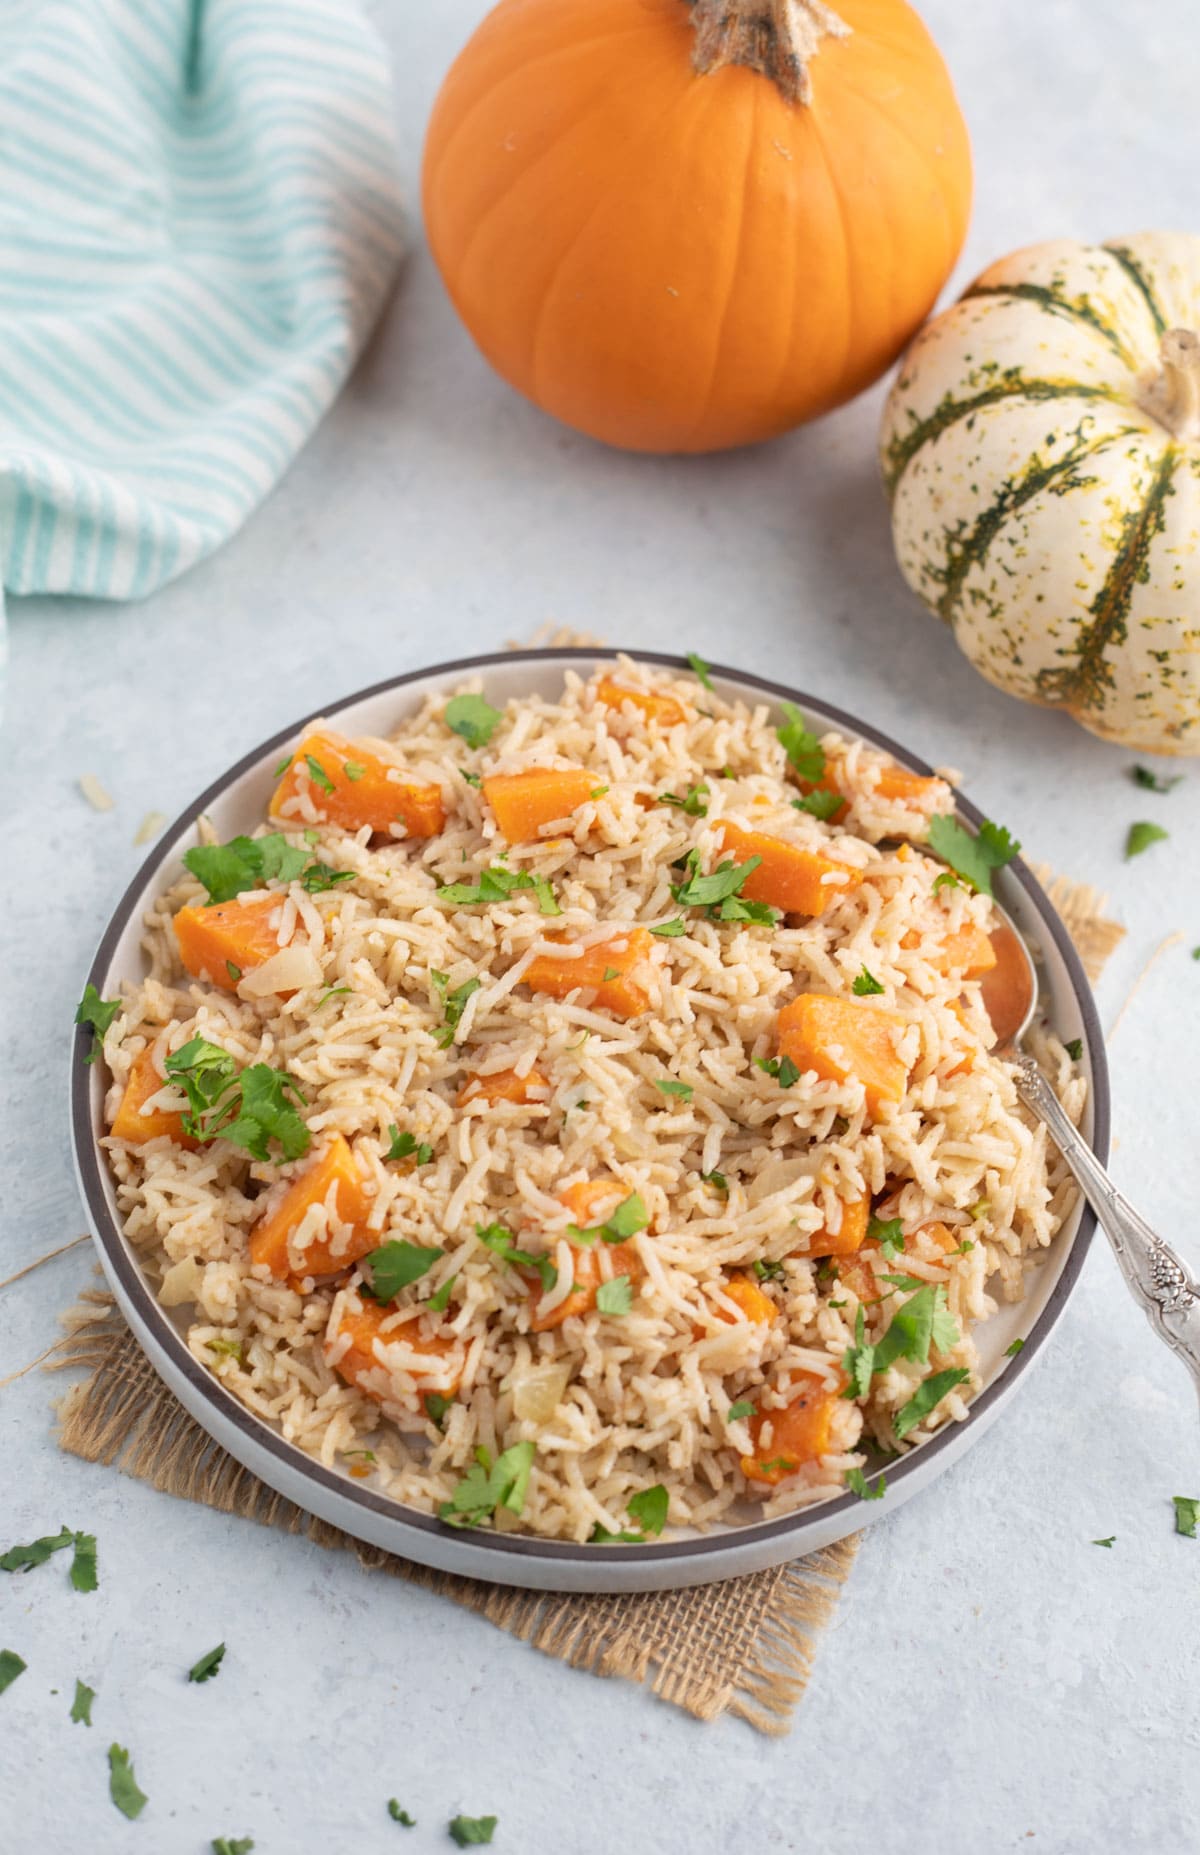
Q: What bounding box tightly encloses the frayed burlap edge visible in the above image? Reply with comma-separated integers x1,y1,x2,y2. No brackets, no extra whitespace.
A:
50,1291,856,1732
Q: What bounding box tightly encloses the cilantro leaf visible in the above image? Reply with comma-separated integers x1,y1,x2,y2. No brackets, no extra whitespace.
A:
755,1054,800,1089
713,894,779,926
71,1678,95,1725
752,1258,785,1282
671,851,762,909
867,1214,905,1261
792,788,843,822
927,814,1020,897
426,1276,457,1315
703,1170,729,1195
272,754,292,779
841,1307,875,1400
219,1064,310,1162
686,651,714,691
433,974,482,1047
1173,1496,1200,1538
387,1800,416,1826
303,753,335,795
474,1224,556,1291
439,1442,535,1528
364,1241,444,1301
565,1192,649,1250
1064,1038,1083,1061
649,917,687,937
626,1484,669,1536
1131,765,1182,792
75,985,121,1064
658,783,709,817
184,833,311,904
70,1531,97,1593
108,1744,148,1819
1092,1536,1116,1548
212,1840,255,1855
448,1817,497,1847
595,1275,633,1316
1005,1338,1025,1357
932,870,960,894
727,1399,756,1422
385,1126,433,1166
0,1650,26,1695
776,703,826,782
300,861,354,894
655,1078,693,1101
437,865,558,915
444,693,502,749
1126,820,1169,859
188,1643,226,1684
0,1525,75,1574
893,1366,970,1439
852,967,884,996
424,1393,455,1427
844,1466,887,1501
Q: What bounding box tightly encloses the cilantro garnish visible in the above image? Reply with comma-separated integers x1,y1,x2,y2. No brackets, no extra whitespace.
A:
436,865,559,915
1064,1037,1083,1061
841,1285,961,1403
852,967,884,997
590,1483,669,1542
0,1650,26,1695
752,1259,786,1282
183,832,351,904
649,917,687,937
565,1192,649,1249
108,1744,148,1819
444,693,503,749
448,1817,497,1848
387,1800,416,1826
272,754,293,780
844,1466,887,1501
424,1393,455,1427
1131,765,1182,793
343,761,366,783
703,1170,729,1194
792,788,843,822
75,985,121,1064
671,849,767,918
893,1366,970,1439
226,961,242,984
686,651,714,691
304,753,335,794
754,1054,800,1088
655,1078,693,1101
1,1525,96,1590
212,1839,255,1855
431,972,482,1048
602,966,619,982
363,1241,444,1302
385,1126,433,1166
206,1338,242,1362
727,1400,756,1422
475,1223,556,1291
439,1442,535,1528
1173,1496,1200,1538
426,1275,456,1314
188,1642,226,1684
70,1532,97,1593
595,1275,633,1316
301,861,355,894
776,703,826,782
932,870,960,894
867,1214,905,1261
461,769,481,787
658,783,709,817
927,814,1021,897
71,1678,95,1725
1126,820,1169,859
1005,1338,1025,1357
165,1039,310,1161
1092,1536,1116,1549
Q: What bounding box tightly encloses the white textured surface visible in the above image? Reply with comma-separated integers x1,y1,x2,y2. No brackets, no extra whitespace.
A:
4,2,1200,1848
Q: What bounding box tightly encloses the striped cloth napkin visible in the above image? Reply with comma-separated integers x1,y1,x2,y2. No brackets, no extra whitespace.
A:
0,0,403,630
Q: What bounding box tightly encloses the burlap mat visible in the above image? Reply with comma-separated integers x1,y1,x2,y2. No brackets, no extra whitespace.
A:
36,867,1123,1732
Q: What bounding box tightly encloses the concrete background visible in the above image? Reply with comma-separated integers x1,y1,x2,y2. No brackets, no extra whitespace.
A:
3,1,1199,1849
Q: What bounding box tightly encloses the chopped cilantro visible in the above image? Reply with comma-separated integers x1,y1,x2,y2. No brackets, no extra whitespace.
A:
206,1338,242,1361
968,1199,991,1222
439,1441,535,1529
1005,1338,1025,1357
183,832,321,904
844,1466,887,1501
893,1366,970,1439
424,1393,454,1427
437,865,558,915
432,974,482,1048
649,917,687,937
686,651,714,691
300,861,354,894
212,1840,255,1855
0,1525,75,1574
671,849,762,910
841,1307,875,1400
852,966,884,996
343,761,366,782
703,1169,729,1194
272,754,293,779
75,985,121,1064
752,1258,786,1282
387,1800,416,1826
776,703,826,782
0,1650,26,1695
364,1241,444,1301
602,966,620,982
304,753,335,795
932,870,960,894
165,1040,310,1160
880,1273,928,1292
949,1238,976,1256
655,1078,693,1100
595,1275,633,1316
475,1223,556,1291
1173,1496,1200,1538
1131,765,1182,792
727,1400,756,1422
1092,1536,1116,1548
188,1642,226,1684
657,782,709,817
107,1744,148,1819
71,1678,95,1725
1126,820,1169,859
226,961,242,984
566,1192,649,1250
627,1484,669,1536
444,693,502,749
343,1449,376,1465
754,1054,800,1088
843,1285,961,1402
792,788,843,821
448,1817,497,1847
70,1532,97,1593
927,814,1020,897
385,1126,433,1166
1064,1037,1083,1061
867,1214,905,1261
713,893,780,926
461,769,481,787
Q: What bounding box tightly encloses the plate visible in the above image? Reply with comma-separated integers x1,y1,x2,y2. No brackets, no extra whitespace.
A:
71,651,1110,1592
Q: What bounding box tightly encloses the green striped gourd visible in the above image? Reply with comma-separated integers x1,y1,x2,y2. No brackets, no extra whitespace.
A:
880,232,1200,754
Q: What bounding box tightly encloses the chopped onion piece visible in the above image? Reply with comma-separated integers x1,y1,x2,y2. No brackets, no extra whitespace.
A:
158,1255,203,1307
512,1360,572,1424
240,945,323,996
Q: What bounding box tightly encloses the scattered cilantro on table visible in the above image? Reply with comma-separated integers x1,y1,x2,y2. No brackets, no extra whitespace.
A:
449,1816,498,1847
188,1643,226,1684
108,1744,148,1820
0,1650,26,1695
1126,820,1169,859
70,1678,95,1725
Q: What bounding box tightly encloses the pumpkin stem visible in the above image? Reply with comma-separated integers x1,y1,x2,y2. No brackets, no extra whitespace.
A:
688,0,851,105
1140,329,1200,441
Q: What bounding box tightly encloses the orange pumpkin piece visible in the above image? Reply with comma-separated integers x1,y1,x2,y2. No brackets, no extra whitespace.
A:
718,822,863,917
801,759,947,820
457,1064,549,1108
249,1134,374,1282
834,1251,884,1305
522,927,653,1018
528,1237,643,1331
559,1179,626,1225
776,993,910,1119
327,1299,461,1415
270,727,444,839
807,1197,870,1260
902,920,997,977
596,677,687,727
483,768,596,842
741,1374,837,1484
110,1047,198,1150
175,893,283,991
711,1273,777,1326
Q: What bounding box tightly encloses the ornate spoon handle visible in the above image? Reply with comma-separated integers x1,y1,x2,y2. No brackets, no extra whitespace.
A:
1011,1053,1200,1408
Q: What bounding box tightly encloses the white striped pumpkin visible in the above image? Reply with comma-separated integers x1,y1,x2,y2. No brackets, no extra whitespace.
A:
881,232,1200,754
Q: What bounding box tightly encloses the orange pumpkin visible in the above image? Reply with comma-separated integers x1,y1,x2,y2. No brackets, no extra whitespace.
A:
421,0,971,454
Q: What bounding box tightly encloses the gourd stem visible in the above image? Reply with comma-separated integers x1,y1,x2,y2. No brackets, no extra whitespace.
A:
1140,329,1200,441
688,0,851,105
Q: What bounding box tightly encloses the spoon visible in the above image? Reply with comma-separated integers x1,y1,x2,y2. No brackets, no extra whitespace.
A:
984,906,1200,1406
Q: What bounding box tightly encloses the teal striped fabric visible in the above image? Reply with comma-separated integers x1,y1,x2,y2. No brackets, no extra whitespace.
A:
0,0,403,623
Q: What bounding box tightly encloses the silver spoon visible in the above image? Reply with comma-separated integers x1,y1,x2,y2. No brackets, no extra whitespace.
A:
985,907,1200,1407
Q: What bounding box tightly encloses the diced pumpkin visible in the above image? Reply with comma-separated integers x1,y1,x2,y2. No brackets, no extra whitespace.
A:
834,1252,885,1305
806,1197,869,1260
110,1047,198,1150
596,676,687,727
270,727,444,839
522,927,653,1018
528,1239,643,1332
249,1134,374,1282
457,1064,549,1108
559,1179,626,1225
710,1273,778,1326
718,822,863,917
902,920,997,977
175,893,284,991
327,1299,461,1415
776,993,911,1119
800,758,946,817
741,1374,837,1484
483,767,596,843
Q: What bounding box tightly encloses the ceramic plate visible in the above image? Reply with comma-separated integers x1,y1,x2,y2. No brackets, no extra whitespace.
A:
71,651,1110,1592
